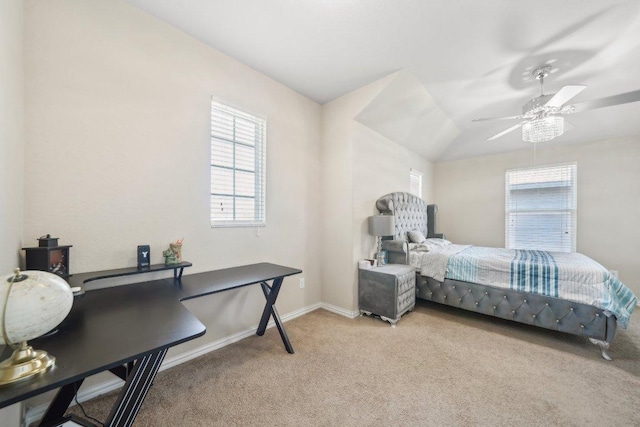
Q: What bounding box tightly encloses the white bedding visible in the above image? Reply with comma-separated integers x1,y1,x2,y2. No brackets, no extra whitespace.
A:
408,243,469,281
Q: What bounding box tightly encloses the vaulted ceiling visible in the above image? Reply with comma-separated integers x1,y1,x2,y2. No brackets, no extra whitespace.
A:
126,0,640,162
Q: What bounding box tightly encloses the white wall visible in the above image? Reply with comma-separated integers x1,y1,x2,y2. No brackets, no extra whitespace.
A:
23,0,321,409
434,136,640,296
321,73,433,313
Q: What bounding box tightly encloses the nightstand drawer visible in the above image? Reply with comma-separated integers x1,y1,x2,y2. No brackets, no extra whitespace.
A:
359,264,416,326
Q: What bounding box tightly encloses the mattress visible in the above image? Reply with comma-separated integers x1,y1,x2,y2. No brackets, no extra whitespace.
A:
409,243,637,328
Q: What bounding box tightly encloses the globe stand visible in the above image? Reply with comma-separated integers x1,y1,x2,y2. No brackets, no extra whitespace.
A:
0,341,55,386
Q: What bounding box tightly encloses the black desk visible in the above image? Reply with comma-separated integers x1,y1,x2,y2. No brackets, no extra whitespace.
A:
0,262,301,427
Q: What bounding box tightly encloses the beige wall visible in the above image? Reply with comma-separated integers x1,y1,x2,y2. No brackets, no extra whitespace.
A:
0,0,24,273
24,0,322,319
434,137,640,296
321,74,433,313
0,1,24,423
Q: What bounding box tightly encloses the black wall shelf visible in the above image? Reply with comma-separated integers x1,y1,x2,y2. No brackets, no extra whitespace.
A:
72,261,192,287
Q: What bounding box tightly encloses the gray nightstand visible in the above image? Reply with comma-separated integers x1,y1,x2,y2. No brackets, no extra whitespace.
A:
359,264,416,326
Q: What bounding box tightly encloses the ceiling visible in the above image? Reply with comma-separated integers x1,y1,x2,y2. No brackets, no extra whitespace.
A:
126,0,640,162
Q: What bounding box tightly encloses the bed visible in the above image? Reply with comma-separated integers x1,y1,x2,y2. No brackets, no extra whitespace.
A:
376,192,637,360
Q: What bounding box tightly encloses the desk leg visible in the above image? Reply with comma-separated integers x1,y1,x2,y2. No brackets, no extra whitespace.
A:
109,361,135,381
105,349,167,427
258,278,294,354
38,379,84,426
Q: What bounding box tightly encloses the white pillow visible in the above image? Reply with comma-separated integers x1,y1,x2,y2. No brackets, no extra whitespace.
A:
410,238,452,253
425,238,452,247
408,242,430,252
407,230,427,243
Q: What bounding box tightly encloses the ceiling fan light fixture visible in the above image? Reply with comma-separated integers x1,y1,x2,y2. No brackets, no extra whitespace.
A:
476,64,640,143
522,116,564,143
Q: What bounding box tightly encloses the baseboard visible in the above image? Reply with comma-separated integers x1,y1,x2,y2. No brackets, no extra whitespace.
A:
24,301,323,427
319,302,360,319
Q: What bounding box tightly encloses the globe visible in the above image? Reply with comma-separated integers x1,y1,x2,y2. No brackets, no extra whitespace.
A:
0,269,74,385
1,269,74,345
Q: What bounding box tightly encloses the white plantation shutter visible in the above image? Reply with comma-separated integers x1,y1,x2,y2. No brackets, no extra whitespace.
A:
211,101,266,227
505,163,577,252
410,169,423,197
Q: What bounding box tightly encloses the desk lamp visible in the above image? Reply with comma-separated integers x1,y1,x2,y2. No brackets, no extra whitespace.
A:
368,215,395,265
0,269,73,385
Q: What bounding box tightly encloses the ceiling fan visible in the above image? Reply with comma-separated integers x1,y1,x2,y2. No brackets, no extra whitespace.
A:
473,65,640,142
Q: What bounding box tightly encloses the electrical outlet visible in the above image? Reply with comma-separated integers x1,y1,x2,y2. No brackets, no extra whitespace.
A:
299,278,305,288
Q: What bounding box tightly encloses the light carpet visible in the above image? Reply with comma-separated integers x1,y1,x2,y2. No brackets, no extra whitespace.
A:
67,300,640,426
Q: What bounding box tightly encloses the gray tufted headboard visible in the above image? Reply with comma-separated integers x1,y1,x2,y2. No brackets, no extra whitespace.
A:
375,192,439,242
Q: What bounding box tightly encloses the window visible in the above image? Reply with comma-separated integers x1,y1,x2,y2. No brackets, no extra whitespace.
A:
410,169,423,198
505,163,576,252
211,101,266,227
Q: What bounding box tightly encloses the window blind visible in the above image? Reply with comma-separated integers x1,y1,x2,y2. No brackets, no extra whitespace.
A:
410,169,423,198
211,101,266,227
505,163,576,252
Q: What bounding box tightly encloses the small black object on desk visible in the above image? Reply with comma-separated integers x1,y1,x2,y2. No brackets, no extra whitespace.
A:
137,245,150,269
23,235,72,278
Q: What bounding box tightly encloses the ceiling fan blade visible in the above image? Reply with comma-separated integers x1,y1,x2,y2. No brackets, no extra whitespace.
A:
545,85,586,108
570,89,640,113
472,115,522,122
487,122,525,141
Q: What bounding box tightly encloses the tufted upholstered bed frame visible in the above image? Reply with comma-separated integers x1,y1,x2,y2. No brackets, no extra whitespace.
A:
376,192,617,360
